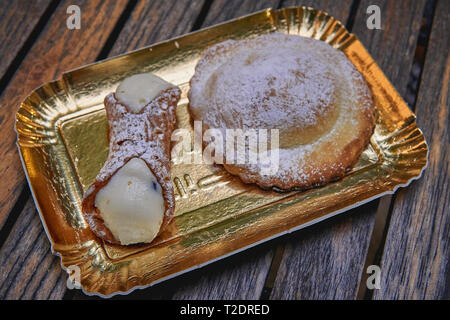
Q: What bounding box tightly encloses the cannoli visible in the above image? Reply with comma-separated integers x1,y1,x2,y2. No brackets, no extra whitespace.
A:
188,32,375,190
82,73,181,245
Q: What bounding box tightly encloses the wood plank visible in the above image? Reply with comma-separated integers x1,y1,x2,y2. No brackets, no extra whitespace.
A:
354,0,429,99
0,198,67,300
0,0,129,230
283,0,354,22
373,0,449,299
108,0,206,57
201,0,280,27
270,0,427,299
0,0,52,80
0,0,130,300
170,243,275,300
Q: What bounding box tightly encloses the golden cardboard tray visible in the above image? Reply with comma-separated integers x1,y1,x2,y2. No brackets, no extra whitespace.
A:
15,7,428,297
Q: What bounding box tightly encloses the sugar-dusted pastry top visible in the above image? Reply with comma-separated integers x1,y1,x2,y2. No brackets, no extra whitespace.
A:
82,73,181,245
188,32,375,189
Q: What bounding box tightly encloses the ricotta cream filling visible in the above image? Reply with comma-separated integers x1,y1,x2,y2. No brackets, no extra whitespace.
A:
116,73,173,112
95,158,165,245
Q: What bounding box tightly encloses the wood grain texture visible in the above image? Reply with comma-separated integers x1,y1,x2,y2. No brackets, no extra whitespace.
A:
108,0,206,57
0,198,67,300
0,0,129,230
282,0,353,22
373,0,449,299
0,0,52,79
270,0,427,299
353,0,428,99
0,0,130,300
171,243,275,300
202,0,282,27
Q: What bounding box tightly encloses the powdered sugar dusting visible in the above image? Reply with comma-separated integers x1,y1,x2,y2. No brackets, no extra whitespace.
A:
83,87,181,240
189,32,374,189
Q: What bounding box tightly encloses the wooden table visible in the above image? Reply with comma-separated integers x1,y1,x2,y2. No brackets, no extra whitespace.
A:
0,0,448,300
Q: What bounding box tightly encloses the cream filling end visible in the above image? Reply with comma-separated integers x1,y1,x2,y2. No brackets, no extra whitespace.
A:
116,73,173,112
95,158,165,245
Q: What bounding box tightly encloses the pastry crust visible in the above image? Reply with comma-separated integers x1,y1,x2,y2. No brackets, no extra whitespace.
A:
188,32,375,190
82,86,181,244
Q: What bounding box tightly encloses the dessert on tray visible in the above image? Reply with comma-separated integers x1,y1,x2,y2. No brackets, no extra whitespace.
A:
82,73,181,245
83,32,375,245
188,32,375,190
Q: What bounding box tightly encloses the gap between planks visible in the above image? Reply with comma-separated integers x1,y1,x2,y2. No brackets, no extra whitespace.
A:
0,0,60,95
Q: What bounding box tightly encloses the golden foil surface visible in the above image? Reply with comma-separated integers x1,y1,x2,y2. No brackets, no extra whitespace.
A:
15,7,428,297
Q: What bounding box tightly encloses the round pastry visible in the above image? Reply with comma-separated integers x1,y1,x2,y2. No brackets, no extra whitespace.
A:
188,32,375,190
